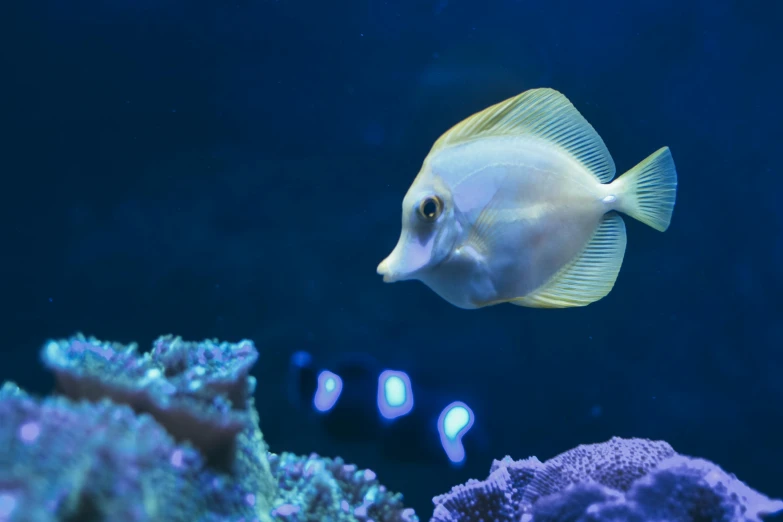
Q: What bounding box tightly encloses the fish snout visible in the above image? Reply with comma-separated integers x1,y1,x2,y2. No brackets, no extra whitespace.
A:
377,231,432,283
376,257,398,283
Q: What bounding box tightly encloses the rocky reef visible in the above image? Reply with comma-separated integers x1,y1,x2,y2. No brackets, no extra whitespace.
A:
0,333,780,522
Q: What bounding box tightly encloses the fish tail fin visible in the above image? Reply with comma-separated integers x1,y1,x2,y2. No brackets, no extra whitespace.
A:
610,146,678,232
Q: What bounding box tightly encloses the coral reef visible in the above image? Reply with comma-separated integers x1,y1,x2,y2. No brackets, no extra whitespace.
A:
269,452,417,522
0,334,417,522
0,382,252,522
40,334,259,469
430,437,783,522
2,332,781,522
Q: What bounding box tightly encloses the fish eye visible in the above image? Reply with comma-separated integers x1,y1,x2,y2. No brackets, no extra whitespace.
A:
418,195,443,222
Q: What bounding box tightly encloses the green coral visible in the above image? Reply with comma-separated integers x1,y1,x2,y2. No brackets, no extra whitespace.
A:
269,452,418,522
0,382,263,521
0,334,417,522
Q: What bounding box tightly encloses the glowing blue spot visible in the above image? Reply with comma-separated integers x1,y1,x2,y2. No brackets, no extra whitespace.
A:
19,422,40,443
364,485,378,503
384,376,406,407
313,370,342,412
437,401,474,465
170,449,184,468
0,494,16,518
377,370,413,420
443,407,469,439
273,504,300,517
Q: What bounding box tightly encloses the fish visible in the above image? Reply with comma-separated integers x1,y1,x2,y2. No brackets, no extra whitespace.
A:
376,87,677,309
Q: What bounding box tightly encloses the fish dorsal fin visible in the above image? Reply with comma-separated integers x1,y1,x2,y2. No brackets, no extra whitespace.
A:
512,213,627,308
430,88,616,183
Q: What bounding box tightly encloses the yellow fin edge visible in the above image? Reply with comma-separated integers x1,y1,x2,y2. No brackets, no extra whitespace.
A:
512,213,627,308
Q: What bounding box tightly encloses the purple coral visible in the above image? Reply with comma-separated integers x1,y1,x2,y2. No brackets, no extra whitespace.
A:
520,437,677,506
430,437,783,522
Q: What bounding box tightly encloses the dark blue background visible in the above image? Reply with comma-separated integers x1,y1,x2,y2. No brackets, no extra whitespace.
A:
3,0,782,516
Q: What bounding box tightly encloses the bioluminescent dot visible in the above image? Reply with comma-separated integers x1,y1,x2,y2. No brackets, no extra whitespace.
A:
0,493,17,518
273,504,300,517
437,401,474,464
313,370,343,412
170,449,184,468
19,421,40,443
376,370,413,420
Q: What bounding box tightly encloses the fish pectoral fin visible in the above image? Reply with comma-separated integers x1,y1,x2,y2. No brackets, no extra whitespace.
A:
512,213,627,309
429,87,616,183
464,183,537,256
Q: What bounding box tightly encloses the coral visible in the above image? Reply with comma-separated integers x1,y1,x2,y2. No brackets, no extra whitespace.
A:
269,452,418,522
430,455,542,522
4,332,781,522
0,333,416,522
429,437,783,522
0,382,259,522
41,334,259,469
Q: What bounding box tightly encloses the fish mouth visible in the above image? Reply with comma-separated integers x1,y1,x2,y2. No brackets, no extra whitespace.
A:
376,258,400,283
377,254,419,283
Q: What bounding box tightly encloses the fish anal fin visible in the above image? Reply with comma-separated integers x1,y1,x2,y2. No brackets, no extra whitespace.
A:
512,213,627,308
430,88,616,183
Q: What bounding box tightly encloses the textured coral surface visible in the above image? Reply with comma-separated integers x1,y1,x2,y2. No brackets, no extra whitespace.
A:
430,437,783,522
0,334,416,522
3,333,781,522
268,452,418,522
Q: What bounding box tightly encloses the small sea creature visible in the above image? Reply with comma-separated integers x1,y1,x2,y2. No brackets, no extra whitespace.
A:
377,87,677,309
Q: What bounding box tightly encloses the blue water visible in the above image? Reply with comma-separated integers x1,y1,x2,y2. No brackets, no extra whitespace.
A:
3,0,782,516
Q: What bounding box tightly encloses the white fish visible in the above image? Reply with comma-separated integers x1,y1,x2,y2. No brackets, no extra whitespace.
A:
376,88,677,309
